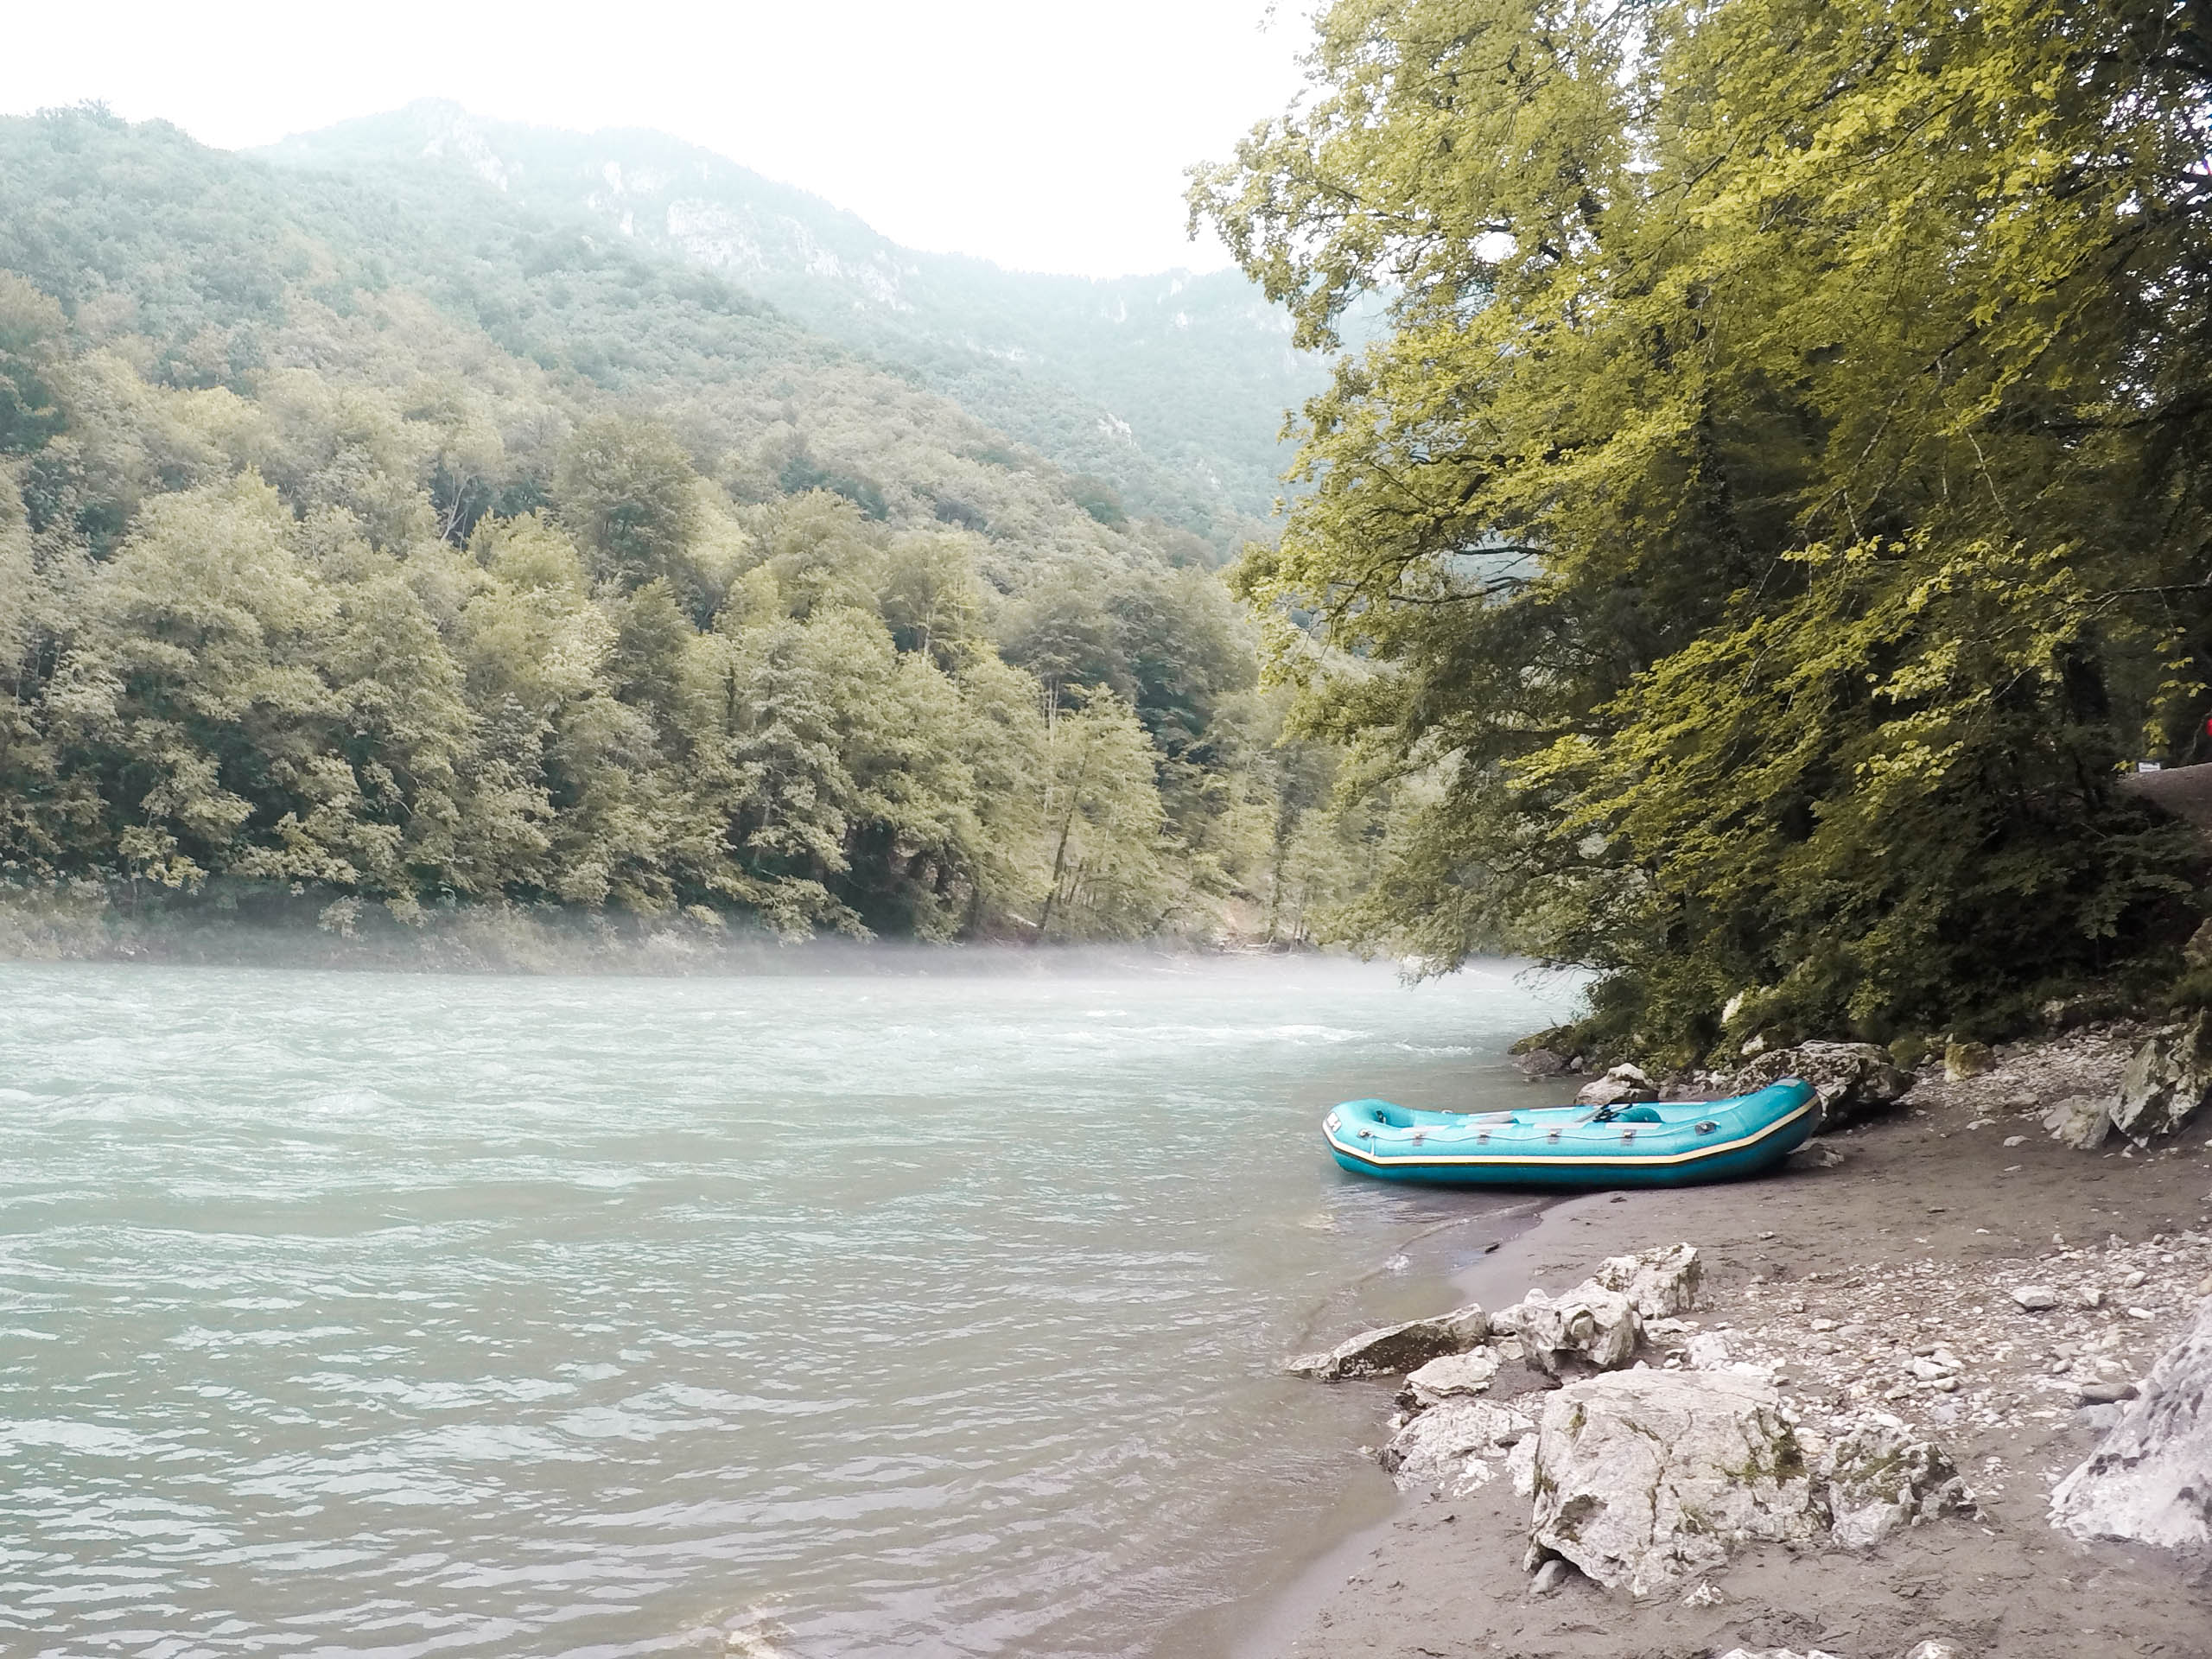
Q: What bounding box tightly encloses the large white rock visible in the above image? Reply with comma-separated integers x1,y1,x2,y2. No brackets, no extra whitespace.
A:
1285,1303,1491,1380
1491,1285,1643,1376
2050,1296,2212,1556
1586,1243,1703,1318
1378,1397,1535,1495
1524,1370,1821,1597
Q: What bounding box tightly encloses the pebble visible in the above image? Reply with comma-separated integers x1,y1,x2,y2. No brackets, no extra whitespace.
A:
1529,1558,1570,1599
2011,1285,2060,1310
2121,1268,2148,1289
2078,1380,2139,1405
2003,1135,2027,1147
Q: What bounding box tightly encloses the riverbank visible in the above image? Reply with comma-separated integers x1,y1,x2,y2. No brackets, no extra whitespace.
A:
1254,1037,2212,1658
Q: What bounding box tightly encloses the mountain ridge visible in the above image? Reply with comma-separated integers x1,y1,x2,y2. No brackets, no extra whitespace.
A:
253,100,1335,542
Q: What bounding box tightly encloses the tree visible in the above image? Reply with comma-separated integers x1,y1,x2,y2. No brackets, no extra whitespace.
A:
1195,0,2212,1058
1034,691,1170,938
554,415,702,592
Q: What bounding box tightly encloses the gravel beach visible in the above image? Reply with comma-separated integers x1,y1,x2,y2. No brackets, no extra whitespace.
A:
1247,1035,2212,1659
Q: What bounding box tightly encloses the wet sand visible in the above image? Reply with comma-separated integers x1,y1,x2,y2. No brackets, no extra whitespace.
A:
1243,1050,2212,1658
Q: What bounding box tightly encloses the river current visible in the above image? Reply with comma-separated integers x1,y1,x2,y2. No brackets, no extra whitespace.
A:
0,955,1576,1657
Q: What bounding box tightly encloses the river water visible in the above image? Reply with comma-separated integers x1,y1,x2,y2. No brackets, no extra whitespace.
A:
0,955,1578,1658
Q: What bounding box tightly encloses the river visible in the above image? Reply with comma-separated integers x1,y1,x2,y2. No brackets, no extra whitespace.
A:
0,954,1578,1657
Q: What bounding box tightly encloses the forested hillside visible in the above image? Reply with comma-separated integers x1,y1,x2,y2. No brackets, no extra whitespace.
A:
0,106,1377,946
257,101,1336,544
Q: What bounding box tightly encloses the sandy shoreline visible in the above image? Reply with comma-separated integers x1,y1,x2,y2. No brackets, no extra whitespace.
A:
1238,1041,2212,1658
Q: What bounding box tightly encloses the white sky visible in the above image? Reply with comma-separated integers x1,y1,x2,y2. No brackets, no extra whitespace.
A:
1,0,1317,278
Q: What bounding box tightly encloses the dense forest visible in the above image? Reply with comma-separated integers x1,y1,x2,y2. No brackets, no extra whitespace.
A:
0,107,1383,948
1197,0,2212,1058
257,101,1351,545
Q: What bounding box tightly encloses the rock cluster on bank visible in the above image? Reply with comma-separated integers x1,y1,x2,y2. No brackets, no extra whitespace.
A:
1287,1245,1980,1597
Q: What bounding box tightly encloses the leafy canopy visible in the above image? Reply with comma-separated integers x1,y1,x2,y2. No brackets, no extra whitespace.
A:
1195,0,2212,1058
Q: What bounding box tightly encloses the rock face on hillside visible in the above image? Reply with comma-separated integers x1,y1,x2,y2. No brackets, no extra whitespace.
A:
1728,1042,1913,1130
2050,1297,2212,1557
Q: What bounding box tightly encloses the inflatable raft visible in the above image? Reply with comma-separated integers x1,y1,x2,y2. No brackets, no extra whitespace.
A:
1322,1077,1820,1189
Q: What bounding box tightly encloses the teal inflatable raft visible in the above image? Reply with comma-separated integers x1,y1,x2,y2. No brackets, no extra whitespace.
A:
1322,1077,1820,1189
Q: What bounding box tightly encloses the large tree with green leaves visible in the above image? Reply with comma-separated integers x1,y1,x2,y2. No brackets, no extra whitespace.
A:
1196,0,2212,1058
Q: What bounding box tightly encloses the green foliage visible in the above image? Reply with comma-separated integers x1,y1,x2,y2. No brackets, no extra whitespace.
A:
1197,0,2212,1057
555,416,703,594
0,111,1373,945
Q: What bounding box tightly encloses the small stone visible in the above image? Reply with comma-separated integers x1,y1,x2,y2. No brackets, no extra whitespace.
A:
2077,1402,2124,1433
1685,1332,1732,1370
2003,1135,2027,1147
1903,1643,1966,1659
2127,1306,2155,1320
2070,1380,2141,1407
1680,1579,1726,1607
2011,1285,2060,1311
1529,1557,1570,1598
2122,1268,2148,1289
2074,1287,2107,1310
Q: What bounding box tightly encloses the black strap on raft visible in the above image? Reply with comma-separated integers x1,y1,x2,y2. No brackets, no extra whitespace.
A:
1589,1103,1622,1124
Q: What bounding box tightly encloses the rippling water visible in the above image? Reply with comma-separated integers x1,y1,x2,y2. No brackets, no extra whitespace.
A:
0,955,1577,1658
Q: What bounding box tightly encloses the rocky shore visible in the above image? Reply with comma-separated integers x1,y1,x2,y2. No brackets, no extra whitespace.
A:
1259,1024,2212,1658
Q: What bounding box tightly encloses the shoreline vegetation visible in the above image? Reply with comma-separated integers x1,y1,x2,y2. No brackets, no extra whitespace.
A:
0,109,1403,955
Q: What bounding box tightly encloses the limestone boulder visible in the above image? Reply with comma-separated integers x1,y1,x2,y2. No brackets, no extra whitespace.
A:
1728,1041,1912,1130
1491,1284,1642,1376
2042,1093,2113,1152
2050,1296,2212,1557
1379,1397,1535,1495
1402,1347,1502,1408
1524,1370,1821,1597
1586,1243,1703,1319
1577,1063,1658,1107
1821,1414,1975,1548
1286,1303,1490,1380
2112,1012,2212,1144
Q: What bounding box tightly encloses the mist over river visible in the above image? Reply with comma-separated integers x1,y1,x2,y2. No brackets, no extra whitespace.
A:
0,956,1578,1658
